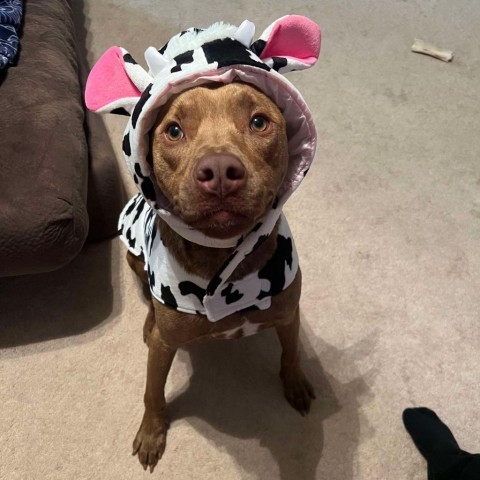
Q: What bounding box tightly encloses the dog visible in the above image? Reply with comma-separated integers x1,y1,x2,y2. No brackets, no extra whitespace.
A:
128,82,315,471
85,15,321,473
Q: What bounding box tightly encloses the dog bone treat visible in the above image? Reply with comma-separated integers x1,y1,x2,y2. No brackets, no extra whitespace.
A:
411,38,454,62
86,16,321,321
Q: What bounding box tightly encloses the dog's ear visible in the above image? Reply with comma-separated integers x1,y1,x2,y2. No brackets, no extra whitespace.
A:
85,46,152,116
251,15,321,73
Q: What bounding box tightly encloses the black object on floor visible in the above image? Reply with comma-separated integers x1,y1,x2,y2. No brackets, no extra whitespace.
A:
403,407,480,480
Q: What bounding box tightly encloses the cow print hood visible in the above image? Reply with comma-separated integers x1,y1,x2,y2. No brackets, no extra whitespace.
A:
85,16,321,321
86,15,320,245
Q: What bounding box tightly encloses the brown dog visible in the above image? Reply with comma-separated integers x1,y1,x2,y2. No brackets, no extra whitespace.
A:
128,83,315,472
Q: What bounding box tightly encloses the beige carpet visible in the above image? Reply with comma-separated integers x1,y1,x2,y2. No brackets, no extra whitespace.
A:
1,1,480,479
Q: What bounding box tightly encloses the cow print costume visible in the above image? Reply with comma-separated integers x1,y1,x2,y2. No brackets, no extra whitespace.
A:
86,16,321,321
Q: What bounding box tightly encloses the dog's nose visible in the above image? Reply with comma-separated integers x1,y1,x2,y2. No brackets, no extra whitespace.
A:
195,154,246,197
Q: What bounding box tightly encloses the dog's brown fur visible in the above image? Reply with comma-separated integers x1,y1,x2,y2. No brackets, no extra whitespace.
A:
128,83,315,472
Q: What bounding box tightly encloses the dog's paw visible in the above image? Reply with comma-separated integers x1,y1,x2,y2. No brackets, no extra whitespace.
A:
132,414,169,473
281,370,316,416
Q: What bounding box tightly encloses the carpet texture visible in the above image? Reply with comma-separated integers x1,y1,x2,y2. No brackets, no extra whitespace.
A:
1,1,480,479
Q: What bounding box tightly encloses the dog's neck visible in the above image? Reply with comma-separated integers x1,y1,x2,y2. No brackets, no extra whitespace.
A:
157,218,279,282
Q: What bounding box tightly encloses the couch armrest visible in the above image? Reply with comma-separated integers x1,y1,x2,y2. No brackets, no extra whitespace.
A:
0,0,88,276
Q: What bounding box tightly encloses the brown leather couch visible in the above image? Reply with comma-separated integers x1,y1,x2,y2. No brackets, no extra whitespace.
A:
0,0,124,277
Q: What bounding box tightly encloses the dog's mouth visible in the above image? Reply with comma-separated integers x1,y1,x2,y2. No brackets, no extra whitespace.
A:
191,209,252,239
171,189,276,239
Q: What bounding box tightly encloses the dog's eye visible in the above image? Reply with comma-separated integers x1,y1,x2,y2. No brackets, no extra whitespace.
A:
250,116,269,132
166,123,184,141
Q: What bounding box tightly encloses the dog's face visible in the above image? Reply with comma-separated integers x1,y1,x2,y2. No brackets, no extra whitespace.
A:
150,82,289,239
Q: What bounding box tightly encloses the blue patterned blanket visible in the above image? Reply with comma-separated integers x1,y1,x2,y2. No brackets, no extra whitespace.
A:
0,0,23,69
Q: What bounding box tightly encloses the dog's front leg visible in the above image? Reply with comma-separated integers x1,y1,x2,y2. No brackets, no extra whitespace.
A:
275,307,316,416
132,321,176,472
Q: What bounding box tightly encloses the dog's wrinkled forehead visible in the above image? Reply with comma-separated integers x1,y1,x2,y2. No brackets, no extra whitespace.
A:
154,82,281,124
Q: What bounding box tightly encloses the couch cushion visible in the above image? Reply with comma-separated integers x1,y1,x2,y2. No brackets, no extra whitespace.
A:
0,0,88,276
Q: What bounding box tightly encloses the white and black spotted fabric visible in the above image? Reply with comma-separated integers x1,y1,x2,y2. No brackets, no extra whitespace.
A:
86,16,321,322
119,194,298,320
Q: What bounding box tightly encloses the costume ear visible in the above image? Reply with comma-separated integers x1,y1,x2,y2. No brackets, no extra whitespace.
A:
251,15,321,73
85,46,152,116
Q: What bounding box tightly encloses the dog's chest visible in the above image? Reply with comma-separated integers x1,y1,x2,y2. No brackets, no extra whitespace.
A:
153,266,301,346
210,316,269,340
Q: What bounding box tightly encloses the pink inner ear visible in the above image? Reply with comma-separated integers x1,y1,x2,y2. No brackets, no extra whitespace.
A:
259,15,321,62
85,46,141,111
